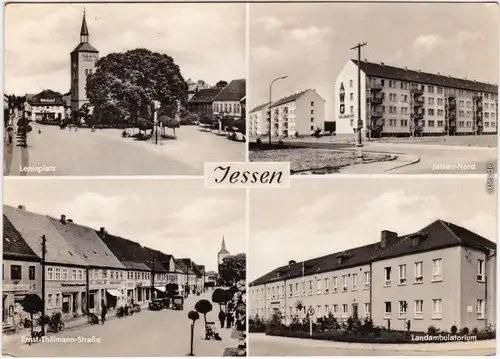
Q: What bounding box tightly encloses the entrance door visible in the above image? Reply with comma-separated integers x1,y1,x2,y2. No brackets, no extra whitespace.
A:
2,295,6,323
137,288,143,302
352,303,359,319
72,293,78,313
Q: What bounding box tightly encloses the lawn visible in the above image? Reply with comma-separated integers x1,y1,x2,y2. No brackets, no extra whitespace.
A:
249,148,393,175
371,134,497,147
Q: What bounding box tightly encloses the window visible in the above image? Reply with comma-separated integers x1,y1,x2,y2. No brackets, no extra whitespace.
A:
415,300,423,318
325,304,330,314
317,279,322,293
10,265,22,280
477,299,485,319
350,106,354,114
295,283,300,293
55,268,61,280
428,97,434,105
428,109,435,116
384,267,392,285
437,98,443,105
317,305,321,317
428,86,434,93
398,264,407,284
333,304,339,315
384,302,392,317
46,267,53,280
432,259,442,281
399,301,408,318
308,280,313,292
324,278,329,292
29,266,35,280
364,303,371,318
332,276,338,292
352,273,358,290
55,293,61,307
342,304,348,317
341,275,348,291
288,284,293,297
363,271,370,289
102,269,107,279
47,294,54,309
415,262,423,283
477,259,485,281
349,79,353,88
78,269,83,280
310,101,314,106
72,269,77,280
432,299,442,318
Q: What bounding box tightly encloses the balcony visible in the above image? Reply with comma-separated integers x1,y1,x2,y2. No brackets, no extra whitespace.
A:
370,111,383,118
370,83,383,91
413,98,424,107
474,111,483,120
411,113,424,120
447,110,457,119
369,96,384,104
476,102,484,110
473,94,483,102
447,100,457,109
410,87,424,95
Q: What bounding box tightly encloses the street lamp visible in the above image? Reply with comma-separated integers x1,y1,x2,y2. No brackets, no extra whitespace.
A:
269,75,288,145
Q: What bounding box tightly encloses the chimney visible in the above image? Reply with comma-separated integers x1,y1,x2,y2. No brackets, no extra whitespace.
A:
404,67,408,70
364,58,367,62
381,230,398,248
437,72,440,75
380,62,385,66
288,260,297,266
17,205,26,211
99,227,106,236
60,214,66,224
67,219,73,223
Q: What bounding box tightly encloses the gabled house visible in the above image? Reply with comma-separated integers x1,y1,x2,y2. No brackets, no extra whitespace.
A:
212,79,246,120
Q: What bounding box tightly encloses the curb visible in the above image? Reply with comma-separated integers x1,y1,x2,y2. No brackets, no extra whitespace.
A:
385,155,421,172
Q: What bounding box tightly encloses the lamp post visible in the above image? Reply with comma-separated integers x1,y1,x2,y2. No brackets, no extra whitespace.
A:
351,42,366,160
269,75,288,145
40,235,46,336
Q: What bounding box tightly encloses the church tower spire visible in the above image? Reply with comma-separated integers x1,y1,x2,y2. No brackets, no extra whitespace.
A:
80,9,89,43
221,235,226,251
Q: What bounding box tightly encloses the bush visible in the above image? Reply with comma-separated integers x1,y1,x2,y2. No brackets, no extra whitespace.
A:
256,138,262,145
249,316,266,333
462,327,469,335
472,328,479,336
122,130,128,138
427,325,439,336
451,325,458,334
278,139,284,145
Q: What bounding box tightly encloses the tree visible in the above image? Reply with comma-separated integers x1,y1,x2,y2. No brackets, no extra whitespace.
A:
219,253,246,285
158,115,180,138
195,299,213,331
211,288,227,311
21,294,44,337
5,95,26,128
165,283,179,297
86,48,188,127
187,311,199,356
216,81,228,88
77,103,92,125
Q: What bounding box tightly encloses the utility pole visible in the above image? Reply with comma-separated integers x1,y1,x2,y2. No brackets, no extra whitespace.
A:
151,255,155,299
351,42,367,160
41,235,46,336
85,266,90,318
268,75,288,144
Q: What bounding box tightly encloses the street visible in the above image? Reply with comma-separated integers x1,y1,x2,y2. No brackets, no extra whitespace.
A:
3,293,237,357
249,334,496,356
6,124,245,176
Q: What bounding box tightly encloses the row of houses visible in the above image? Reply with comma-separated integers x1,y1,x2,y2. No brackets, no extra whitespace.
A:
187,79,246,121
3,205,209,329
248,220,496,332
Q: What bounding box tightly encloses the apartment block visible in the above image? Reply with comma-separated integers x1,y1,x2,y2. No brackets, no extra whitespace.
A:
249,220,496,332
334,59,499,138
249,103,270,137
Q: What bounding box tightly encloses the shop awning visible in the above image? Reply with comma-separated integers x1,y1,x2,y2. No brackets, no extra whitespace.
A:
154,287,166,292
106,289,121,297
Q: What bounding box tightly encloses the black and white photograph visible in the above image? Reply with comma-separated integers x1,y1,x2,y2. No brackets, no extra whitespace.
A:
248,3,498,175
248,176,496,356
4,3,246,176
2,179,246,357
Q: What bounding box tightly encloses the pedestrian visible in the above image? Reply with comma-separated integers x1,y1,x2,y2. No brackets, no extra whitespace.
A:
218,310,226,329
226,311,233,329
101,302,107,324
13,306,21,334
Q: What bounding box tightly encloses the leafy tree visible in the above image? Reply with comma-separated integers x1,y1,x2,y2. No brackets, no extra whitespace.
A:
5,95,27,127
187,310,199,356
166,283,179,297
86,48,187,127
77,103,92,125
158,115,180,137
195,299,213,328
21,294,44,336
211,288,227,311
216,81,228,88
219,253,246,285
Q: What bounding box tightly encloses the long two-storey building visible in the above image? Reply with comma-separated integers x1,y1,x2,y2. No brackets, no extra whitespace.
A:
249,220,496,332
335,59,499,138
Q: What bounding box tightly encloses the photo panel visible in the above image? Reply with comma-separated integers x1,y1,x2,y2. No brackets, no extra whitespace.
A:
248,2,498,175
2,178,246,357
248,176,496,356
4,2,246,176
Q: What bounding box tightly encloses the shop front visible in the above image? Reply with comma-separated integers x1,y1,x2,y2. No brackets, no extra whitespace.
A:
2,283,34,326
60,282,85,318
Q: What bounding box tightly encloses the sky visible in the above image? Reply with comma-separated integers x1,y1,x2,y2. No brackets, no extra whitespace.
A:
3,179,245,272
249,176,497,280
249,2,499,120
4,3,245,95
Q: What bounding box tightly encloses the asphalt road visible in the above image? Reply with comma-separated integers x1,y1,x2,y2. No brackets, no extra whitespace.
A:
3,292,235,357
6,124,245,176
249,334,496,356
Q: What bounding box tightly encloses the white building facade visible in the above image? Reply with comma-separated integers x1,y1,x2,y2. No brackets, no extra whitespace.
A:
334,59,498,138
249,103,269,137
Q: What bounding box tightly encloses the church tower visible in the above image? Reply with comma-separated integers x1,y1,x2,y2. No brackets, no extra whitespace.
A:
70,10,99,122
218,236,230,272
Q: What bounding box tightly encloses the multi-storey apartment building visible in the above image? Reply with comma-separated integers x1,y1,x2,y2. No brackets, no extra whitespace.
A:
212,79,246,120
249,103,270,137
249,220,496,332
266,89,326,138
335,59,499,138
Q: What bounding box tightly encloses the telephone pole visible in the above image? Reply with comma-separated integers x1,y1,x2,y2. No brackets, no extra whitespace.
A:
351,42,367,160
41,235,46,336
151,254,155,299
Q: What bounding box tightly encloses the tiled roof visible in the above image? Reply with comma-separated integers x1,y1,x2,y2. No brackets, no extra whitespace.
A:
270,89,310,108
188,88,224,104
3,215,39,260
144,247,170,273
179,258,203,276
50,218,126,269
250,219,496,286
249,103,270,114
174,259,189,273
3,205,87,266
213,79,246,102
71,42,99,54
95,231,152,271
28,89,65,106
353,59,499,94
